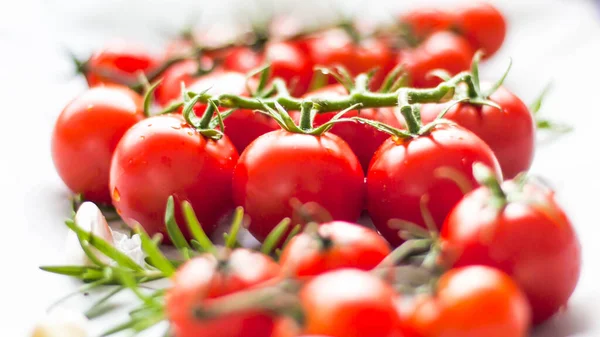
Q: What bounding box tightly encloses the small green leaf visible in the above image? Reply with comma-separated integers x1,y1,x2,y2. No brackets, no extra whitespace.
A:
182,201,216,255
135,228,175,277
143,80,162,117
225,207,244,249
85,286,125,318
483,57,513,98
469,50,484,97
40,265,101,277
164,196,192,254
261,218,291,255
529,83,552,115
283,224,302,247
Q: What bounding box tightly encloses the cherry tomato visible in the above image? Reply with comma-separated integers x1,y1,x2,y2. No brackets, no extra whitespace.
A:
367,124,501,246
453,2,507,58
420,85,534,179
399,266,530,337
154,59,200,107
109,114,238,239
222,42,313,96
299,85,402,172
166,249,280,337
399,8,454,41
232,130,365,243
300,269,403,337
187,71,279,152
84,40,159,87
307,29,394,89
400,31,474,88
279,221,391,277
441,178,581,324
51,85,143,203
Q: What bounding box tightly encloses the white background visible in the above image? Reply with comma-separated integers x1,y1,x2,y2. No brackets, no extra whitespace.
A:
1,0,599,335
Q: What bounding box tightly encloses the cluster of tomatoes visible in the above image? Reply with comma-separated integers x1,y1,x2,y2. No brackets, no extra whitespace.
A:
49,2,581,337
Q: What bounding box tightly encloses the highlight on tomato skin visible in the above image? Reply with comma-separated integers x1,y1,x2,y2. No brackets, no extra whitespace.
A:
166,249,281,337
51,85,144,204
441,176,581,324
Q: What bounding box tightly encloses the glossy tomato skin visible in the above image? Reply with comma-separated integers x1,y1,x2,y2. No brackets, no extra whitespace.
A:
109,114,238,239
307,29,394,89
187,71,279,152
155,57,215,107
399,266,530,337
401,31,474,88
279,221,391,277
85,41,159,87
223,42,313,96
166,249,280,337
399,8,454,41
420,85,534,179
367,124,501,246
453,2,507,58
441,181,581,324
233,130,365,243
300,269,403,337
300,85,402,172
52,86,144,204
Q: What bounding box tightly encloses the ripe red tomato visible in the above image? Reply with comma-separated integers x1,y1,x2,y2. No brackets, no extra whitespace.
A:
400,31,474,88
453,2,507,58
300,269,403,337
420,85,534,179
51,85,143,204
187,71,279,152
306,29,394,89
299,85,402,172
166,249,280,337
222,42,313,96
109,114,238,239
399,8,454,41
155,57,215,107
84,40,159,87
279,221,391,277
399,266,530,337
367,124,501,246
232,130,365,243
441,178,581,324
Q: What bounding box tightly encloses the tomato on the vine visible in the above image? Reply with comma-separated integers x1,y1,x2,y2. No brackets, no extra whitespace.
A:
453,2,507,58
279,221,391,277
306,29,394,89
441,167,581,324
399,8,454,41
398,266,530,337
421,84,534,179
400,31,474,88
222,42,313,96
52,85,144,204
300,269,403,337
299,84,402,172
233,129,364,243
84,40,159,87
187,71,279,152
166,249,280,337
367,124,501,246
155,57,215,107
109,114,238,239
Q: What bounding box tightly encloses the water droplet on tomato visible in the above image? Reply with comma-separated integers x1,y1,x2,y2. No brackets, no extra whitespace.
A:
147,123,153,127
140,136,145,140
87,104,94,110
187,131,194,136
112,188,121,202
171,125,181,130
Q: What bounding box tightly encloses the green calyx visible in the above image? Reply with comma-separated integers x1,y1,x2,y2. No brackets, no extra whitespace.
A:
472,162,507,209
182,87,230,140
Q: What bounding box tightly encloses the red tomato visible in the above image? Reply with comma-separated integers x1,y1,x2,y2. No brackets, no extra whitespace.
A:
453,2,507,58
299,85,402,172
232,130,365,243
300,269,403,337
279,221,391,277
367,124,501,246
399,8,454,41
187,71,279,152
400,31,474,88
399,266,530,337
154,60,197,107
420,85,534,179
441,179,581,324
85,40,159,87
166,249,280,337
109,114,238,239
51,85,143,203
307,29,394,89
222,42,313,96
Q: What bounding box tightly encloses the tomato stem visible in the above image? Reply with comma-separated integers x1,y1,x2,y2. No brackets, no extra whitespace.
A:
299,101,315,130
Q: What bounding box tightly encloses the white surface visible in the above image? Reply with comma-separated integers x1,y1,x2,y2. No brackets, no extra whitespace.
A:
1,0,599,335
